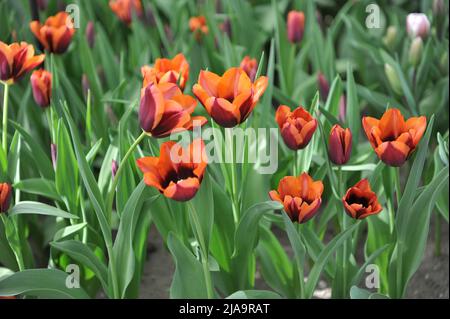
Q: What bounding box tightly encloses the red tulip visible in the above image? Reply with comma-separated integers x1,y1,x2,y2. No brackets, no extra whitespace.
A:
141,53,189,91
109,0,143,25
239,56,258,82
30,69,52,108
275,105,317,150
0,41,45,84
193,67,268,127
328,124,352,165
287,11,305,44
342,179,382,219
0,182,12,213
30,12,76,54
269,172,324,223
189,16,209,40
362,108,427,166
136,139,207,201
139,82,206,138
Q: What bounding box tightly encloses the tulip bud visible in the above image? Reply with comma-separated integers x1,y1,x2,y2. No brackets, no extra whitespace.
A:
51,143,57,170
384,63,402,95
86,21,95,48
383,26,397,49
111,160,118,178
0,183,12,213
37,0,48,10
406,13,430,39
144,7,156,27
317,72,330,101
82,74,90,98
409,37,423,67
239,56,258,82
338,95,346,123
287,11,305,44
30,69,52,108
328,125,352,165
220,18,232,38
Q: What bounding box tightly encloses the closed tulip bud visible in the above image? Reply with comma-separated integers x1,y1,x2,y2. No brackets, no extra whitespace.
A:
86,21,95,48
51,143,57,169
383,26,397,49
343,179,382,219
287,11,305,44
269,173,324,224
338,95,346,123
111,160,118,177
328,125,352,165
406,13,430,39
363,108,427,167
439,52,448,74
275,105,317,150
82,74,90,98
220,19,232,38
136,139,208,201
0,183,12,213
317,72,329,101
409,37,423,67
384,63,402,95
30,69,51,108
239,56,258,82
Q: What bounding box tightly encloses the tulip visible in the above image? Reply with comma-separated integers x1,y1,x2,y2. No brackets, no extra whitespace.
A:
109,0,143,26
189,16,209,39
338,95,346,123
362,108,427,167
409,37,423,67
269,173,323,223
0,182,12,213
239,56,258,82
342,179,382,219
141,53,189,91
0,41,45,84
383,26,397,49
30,12,76,54
406,13,430,39
317,72,329,101
220,19,232,38
139,82,207,138
111,160,118,177
51,143,57,169
275,105,317,150
384,63,402,95
328,124,352,165
30,69,52,108
136,139,207,201
86,21,95,48
193,67,268,127
287,11,305,44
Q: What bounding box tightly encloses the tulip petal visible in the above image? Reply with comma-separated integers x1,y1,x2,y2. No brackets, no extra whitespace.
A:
375,141,410,166
163,177,200,201
275,105,291,129
378,108,406,141
210,98,240,127
198,70,220,96
139,83,165,132
405,116,427,146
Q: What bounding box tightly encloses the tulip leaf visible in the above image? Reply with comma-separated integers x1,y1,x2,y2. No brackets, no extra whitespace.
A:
346,63,360,149
305,222,360,298
167,232,208,299
0,268,90,299
50,240,108,291
13,178,60,201
324,75,342,117
226,290,282,299
9,201,77,219
53,223,87,242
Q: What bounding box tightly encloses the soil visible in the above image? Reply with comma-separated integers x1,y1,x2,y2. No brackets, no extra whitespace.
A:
139,218,449,299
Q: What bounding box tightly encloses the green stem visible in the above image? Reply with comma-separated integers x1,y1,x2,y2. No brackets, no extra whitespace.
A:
0,214,25,271
45,107,54,142
226,128,240,225
106,131,146,220
296,223,305,298
187,201,214,299
293,150,299,176
2,83,10,156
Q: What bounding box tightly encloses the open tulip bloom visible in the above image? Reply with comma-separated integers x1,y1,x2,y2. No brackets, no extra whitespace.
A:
0,1,447,304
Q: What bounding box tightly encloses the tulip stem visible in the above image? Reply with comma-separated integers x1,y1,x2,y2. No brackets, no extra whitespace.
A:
2,83,9,157
187,201,214,299
106,131,146,221
293,150,298,176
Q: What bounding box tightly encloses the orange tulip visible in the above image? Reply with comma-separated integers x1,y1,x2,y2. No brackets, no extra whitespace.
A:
287,11,305,44
30,12,76,54
328,124,352,165
269,173,323,224
0,182,12,213
109,0,143,25
275,105,317,150
239,56,258,82
141,53,189,91
362,108,427,167
193,67,268,127
189,16,209,40
139,82,207,138
342,179,382,219
136,139,207,201
30,69,52,108
0,41,44,84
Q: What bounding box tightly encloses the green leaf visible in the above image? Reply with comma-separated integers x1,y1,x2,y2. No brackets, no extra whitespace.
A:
9,201,77,219
305,222,360,298
53,223,87,242
50,240,108,291
324,75,342,117
226,290,282,299
167,233,208,299
13,178,59,201
0,269,90,299
346,63,360,149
